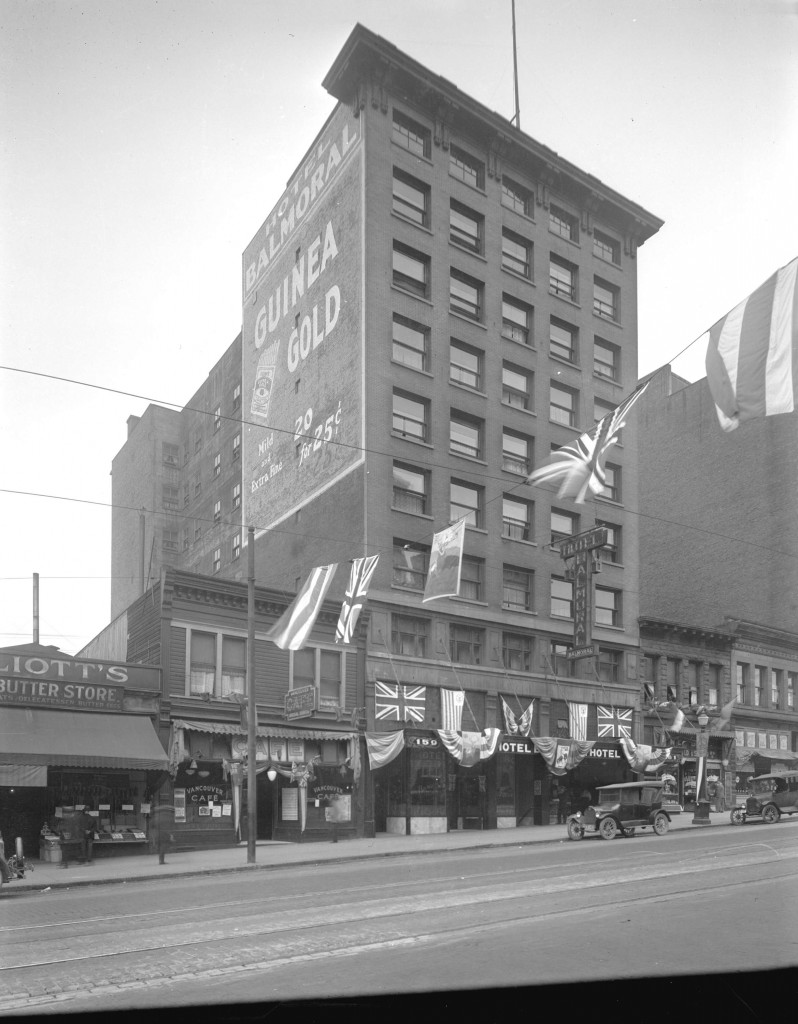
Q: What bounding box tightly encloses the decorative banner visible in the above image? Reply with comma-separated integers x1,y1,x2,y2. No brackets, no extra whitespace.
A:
437,729,501,767
266,564,338,650
335,555,379,644
440,688,464,731
532,737,596,776
365,731,406,770
501,696,534,738
374,681,427,724
422,519,466,603
568,702,588,741
597,705,633,739
620,736,672,773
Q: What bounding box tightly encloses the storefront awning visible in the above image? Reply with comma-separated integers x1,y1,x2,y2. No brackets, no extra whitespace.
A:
0,708,168,770
172,718,356,743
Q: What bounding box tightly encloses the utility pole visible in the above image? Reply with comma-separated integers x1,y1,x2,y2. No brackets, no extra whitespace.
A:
247,526,257,863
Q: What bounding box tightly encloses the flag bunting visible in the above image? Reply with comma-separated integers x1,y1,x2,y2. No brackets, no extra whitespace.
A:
501,696,535,738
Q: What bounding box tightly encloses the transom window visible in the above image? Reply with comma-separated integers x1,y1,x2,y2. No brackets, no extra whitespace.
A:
449,144,484,189
594,338,619,381
502,295,532,345
450,200,483,253
450,339,483,390
392,461,429,515
501,177,532,216
550,317,577,362
593,229,620,265
391,614,430,658
392,109,431,158
595,586,621,627
450,622,484,663
594,277,619,321
502,362,532,410
393,168,430,226
502,229,532,278
392,314,429,371
502,495,533,541
393,242,429,297
550,255,577,301
502,632,534,672
503,565,533,611
290,646,345,710
549,204,578,241
502,428,531,475
550,382,578,426
450,412,484,459
551,577,574,618
392,390,429,442
450,269,483,320
392,542,429,591
450,479,483,528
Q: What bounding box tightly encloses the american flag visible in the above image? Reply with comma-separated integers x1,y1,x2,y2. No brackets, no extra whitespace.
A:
597,705,633,739
440,688,464,731
501,696,535,738
528,382,649,503
374,681,427,723
568,702,588,741
335,555,379,644
266,564,337,650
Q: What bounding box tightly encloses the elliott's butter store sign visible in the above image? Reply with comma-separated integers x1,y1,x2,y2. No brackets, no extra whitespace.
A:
0,654,135,710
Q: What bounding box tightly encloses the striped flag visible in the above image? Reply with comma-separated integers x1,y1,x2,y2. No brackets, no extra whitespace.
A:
335,555,379,644
528,382,649,503
266,564,337,650
440,688,464,731
422,519,466,602
568,701,588,741
501,696,535,738
438,728,501,767
705,257,798,432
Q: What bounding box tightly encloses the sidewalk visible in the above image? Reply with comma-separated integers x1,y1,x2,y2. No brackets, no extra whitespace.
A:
3,810,735,895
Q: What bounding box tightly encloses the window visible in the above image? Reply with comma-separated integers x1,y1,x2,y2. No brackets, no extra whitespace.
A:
595,586,621,626
503,564,533,611
213,499,222,523
593,229,620,265
501,177,532,216
502,428,531,475
552,642,573,676
550,254,577,301
290,647,344,710
594,397,617,426
212,547,221,574
162,483,179,511
450,479,483,528
788,672,796,708
550,317,577,362
502,495,533,541
232,383,241,411
594,338,619,381
603,463,620,502
194,477,202,498
393,168,429,226
449,144,484,189
502,229,532,278
392,461,429,515
391,614,429,658
450,339,483,390
182,529,189,552
551,577,573,618
194,432,202,455
450,269,483,320
232,432,241,461
393,242,429,297
598,648,622,684
183,484,190,508
392,390,429,442
594,277,619,321
736,663,748,704
162,528,178,553
232,534,241,561
502,362,532,410
392,109,431,158
550,382,578,426
450,200,483,253
551,509,578,544
754,666,766,706
502,295,532,344
771,669,782,708
665,659,679,703
450,623,483,663
392,314,429,371
220,636,246,695
450,412,484,459
549,203,578,241
213,453,221,477
232,482,241,510
503,632,533,671
162,442,179,467
189,631,216,695
194,521,201,542
213,405,221,432
707,665,721,706
460,556,484,601
596,520,621,563
687,662,701,705
392,541,429,591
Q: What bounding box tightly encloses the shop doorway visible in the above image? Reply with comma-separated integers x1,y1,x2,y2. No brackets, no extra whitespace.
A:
449,768,487,830
255,773,275,840
0,786,49,862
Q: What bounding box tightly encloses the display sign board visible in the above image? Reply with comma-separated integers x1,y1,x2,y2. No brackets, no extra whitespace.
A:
558,527,608,560
285,685,317,720
242,104,365,537
0,651,160,701
569,644,599,660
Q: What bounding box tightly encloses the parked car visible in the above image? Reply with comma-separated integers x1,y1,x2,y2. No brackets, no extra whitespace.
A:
730,770,798,825
566,781,671,841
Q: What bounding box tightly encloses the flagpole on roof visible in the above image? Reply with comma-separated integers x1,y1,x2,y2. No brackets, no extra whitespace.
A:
511,0,521,129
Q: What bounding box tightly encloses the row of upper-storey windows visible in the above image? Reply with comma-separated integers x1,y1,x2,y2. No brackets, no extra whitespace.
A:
736,664,796,710
391,108,623,268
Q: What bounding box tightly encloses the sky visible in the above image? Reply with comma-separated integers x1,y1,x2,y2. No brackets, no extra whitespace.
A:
1,0,796,655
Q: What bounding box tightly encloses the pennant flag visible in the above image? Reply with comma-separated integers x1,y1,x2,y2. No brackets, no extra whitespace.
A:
568,702,588,741
440,688,464,731
501,696,535,738
620,736,672,773
266,564,337,650
531,737,595,776
438,729,501,767
335,555,379,644
705,257,798,432
670,708,685,733
422,519,466,602
527,382,649,503
374,681,427,724
597,705,633,740
365,731,406,770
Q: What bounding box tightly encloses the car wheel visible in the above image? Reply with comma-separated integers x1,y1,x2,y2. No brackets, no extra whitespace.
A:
653,812,669,836
621,827,636,837
566,819,585,841
599,817,618,840
762,804,780,824
730,807,746,825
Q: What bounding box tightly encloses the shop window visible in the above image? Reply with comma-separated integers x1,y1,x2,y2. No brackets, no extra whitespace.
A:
290,646,345,711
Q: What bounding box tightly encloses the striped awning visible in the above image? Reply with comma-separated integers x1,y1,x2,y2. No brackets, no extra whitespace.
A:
172,718,356,743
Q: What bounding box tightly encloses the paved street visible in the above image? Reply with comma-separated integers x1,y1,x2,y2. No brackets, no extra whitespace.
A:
1,818,796,1016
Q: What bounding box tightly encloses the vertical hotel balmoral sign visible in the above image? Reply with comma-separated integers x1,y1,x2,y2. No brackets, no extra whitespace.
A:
242,106,364,536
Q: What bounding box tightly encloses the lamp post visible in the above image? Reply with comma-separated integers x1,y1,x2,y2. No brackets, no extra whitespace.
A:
691,710,713,826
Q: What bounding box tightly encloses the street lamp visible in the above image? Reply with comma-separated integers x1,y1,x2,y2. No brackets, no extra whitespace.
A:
691,709,713,826
266,766,277,783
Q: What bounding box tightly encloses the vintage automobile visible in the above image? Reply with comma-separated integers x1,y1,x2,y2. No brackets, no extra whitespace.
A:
730,770,798,825
566,780,671,840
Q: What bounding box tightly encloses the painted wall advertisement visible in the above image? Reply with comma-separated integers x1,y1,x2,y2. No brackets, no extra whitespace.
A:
242,105,364,535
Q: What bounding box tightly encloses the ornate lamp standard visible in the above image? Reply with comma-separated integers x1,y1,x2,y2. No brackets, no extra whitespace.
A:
691,709,713,826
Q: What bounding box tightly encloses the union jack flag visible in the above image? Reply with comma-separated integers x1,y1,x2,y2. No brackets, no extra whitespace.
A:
374,681,427,724
597,705,633,739
528,382,649,503
335,555,379,644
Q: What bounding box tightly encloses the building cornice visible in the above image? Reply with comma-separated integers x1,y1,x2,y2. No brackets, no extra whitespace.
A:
638,616,735,648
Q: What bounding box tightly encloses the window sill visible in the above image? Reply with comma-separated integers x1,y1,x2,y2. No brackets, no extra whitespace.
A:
391,138,434,167
391,432,434,450
448,172,487,198
501,266,535,288
593,371,622,389
449,380,487,399
549,352,581,373
392,211,433,235
501,536,538,548
391,284,434,307
549,290,581,312
449,450,488,468
501,205,536,225
449,240,487,262
548,231,581,250
391,505,434,521
501,402,537,419
391,359,434,379
592,312,622,329
449,310,487,330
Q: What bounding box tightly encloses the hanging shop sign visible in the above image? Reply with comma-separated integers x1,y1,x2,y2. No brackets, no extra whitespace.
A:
285,685,317,720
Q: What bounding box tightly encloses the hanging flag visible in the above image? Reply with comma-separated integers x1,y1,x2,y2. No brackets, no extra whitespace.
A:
440,688,464,731
711,698,736,730
266,564,337,650
335,555,379,644
568,702,588,741
527,382,649,503
374,681,427,724
705,257,798,432
501,696,535,738
620,736,672,773
365,731,406,770
438,729,501,767
422,519,466,602
670,708,685,733
597,705,633,740
532,737,595,776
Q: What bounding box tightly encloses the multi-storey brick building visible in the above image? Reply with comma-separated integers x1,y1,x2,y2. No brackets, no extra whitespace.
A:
110,25,664,834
